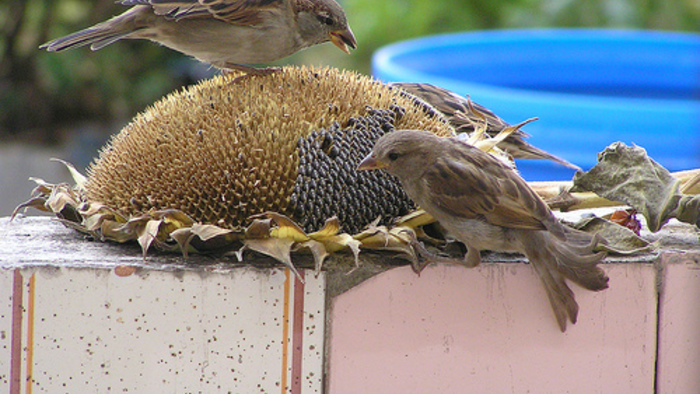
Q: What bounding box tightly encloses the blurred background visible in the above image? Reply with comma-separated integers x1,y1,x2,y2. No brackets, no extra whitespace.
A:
1,0,699,216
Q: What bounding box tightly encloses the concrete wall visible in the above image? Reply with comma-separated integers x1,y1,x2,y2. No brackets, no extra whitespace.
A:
1,267,326,393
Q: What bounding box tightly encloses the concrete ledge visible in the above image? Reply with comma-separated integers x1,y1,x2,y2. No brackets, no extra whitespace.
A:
1,216,699,393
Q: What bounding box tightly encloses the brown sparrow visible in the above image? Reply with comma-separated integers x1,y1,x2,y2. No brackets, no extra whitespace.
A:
391,82,580,170
41,0,357,74
358,130,608,332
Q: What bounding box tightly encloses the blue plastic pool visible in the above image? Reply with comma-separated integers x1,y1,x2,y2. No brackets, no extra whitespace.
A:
373,29,700,181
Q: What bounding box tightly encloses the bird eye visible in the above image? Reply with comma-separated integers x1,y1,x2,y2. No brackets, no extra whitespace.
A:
387,152,400,161
317,14,334,26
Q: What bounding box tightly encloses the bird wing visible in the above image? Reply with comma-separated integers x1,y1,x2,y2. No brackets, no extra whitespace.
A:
423,138,551,231
392,83,512,134
393,83,580,170
122,0,281,25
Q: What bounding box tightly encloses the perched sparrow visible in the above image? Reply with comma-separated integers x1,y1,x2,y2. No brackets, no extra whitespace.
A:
391,82,579,170
41,0,357,74
358,130,608,331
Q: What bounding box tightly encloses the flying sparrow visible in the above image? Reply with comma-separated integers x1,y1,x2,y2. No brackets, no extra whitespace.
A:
391,82,579,169
358,130,608,332
40,0,357,75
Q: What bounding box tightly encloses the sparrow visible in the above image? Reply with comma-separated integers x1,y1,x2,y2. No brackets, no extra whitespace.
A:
391,82,580,170
357,130,608,332
40,0,357,75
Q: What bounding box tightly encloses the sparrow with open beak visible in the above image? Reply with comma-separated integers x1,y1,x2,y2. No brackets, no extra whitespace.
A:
41,0,357,75
358,130,608,331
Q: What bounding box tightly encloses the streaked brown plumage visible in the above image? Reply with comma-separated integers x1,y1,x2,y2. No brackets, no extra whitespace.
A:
41,0,356,74
358,130,608,332
391,82,580,170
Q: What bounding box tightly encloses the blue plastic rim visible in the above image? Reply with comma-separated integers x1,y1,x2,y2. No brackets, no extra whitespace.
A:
373,29,700,181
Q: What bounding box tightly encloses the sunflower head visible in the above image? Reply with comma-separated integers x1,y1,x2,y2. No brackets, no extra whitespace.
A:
84,66,453,233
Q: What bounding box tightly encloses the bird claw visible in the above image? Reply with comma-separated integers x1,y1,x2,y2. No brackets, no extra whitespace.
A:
403,231,465,275
410,253,431,276
215,63,282,84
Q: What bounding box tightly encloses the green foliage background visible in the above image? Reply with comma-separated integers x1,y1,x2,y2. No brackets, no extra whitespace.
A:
1,0,698,142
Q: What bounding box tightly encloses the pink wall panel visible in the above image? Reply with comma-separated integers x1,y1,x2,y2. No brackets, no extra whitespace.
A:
657,253,700,393
329,263,657,393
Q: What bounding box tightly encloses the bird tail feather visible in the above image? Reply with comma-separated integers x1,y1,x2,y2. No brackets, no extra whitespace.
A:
41,28,132,52
40,7,147,52
520,229,608,332
499,140,581,170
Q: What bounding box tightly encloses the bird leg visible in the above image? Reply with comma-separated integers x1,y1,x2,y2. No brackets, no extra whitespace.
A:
407,234,477,275
214,62,281,83
463,246,482,268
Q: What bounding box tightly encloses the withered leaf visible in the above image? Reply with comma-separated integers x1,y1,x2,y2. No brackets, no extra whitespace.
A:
572,142,685,232
572,216,653,254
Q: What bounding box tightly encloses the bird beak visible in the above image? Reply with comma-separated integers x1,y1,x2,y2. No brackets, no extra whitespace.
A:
357,153,387,171
329,28,357,54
